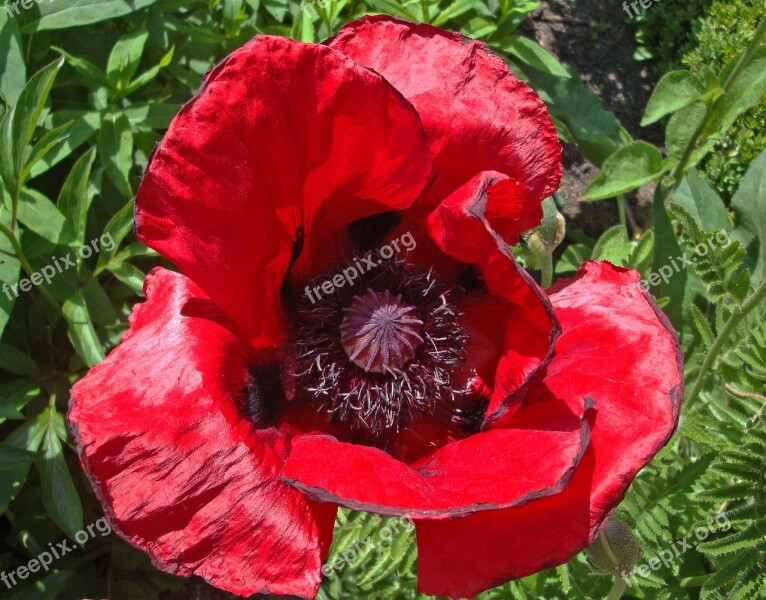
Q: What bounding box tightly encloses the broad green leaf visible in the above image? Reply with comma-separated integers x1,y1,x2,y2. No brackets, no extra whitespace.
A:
0,11,26,106
6,410,48,451
590,225,632,267
583,142,665,200
554,243,591,274
0,343,39,376
123,103,181,129
665,100,708,161
627,230,654,274
27,0,160,31
17,188,76,246
41,415,83,540
107,24,149,88
3,570,74,600
263,0,290,20
82,279,118,325
0,380,40,423
731,147,766,284
62,288,105,366
98,112,133,198
502,36,570,79
641,71,705,126
672,169,730,233
11,58,64,180
0,442,35,514
705,47,766,139
58,147,97,245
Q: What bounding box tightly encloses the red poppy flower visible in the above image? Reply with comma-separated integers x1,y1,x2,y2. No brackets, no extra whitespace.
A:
68,15,683,599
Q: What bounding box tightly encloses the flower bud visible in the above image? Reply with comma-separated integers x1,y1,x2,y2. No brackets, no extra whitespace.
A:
585,518,642,576
525,197,566,257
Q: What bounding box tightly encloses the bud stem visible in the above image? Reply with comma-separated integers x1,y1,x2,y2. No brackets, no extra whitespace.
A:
606,577,626,600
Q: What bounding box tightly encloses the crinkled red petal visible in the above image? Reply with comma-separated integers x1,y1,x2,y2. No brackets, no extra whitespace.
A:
135,35,434,346
68,268,337,598
414,261,683,598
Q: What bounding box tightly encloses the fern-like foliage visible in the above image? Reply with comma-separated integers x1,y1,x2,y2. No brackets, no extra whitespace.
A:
695,428,766,600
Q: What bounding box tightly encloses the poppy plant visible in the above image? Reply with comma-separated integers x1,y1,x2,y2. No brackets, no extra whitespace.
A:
68,15,683,600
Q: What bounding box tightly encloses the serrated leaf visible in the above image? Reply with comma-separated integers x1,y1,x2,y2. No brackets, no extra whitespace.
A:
690,304,714,349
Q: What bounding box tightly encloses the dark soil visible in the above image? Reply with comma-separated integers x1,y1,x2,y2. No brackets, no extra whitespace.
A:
522,0,664,238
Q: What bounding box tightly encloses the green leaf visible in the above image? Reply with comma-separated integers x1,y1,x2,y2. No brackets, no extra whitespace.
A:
20,121,73,186
705,46,766,139
502,36,570,79
665,100,708,161
26,0,161,31
0,380,40,423
0,10,26,106
0,199,20,337
10,58,64,182
123,46,175,96
672,169,730,233
0,442,35,514
651,196,687,329
0,343,39,376
554,243,591,274
62,289,105,366
731,147,766,285
96,201,135,273
58,148,97,246
641,71,705,126
107,24,149,88
590,225,632,266
51,46,112,89
432,0,475,27
583,142,665,201
108,261,145,294
98,112,133,198
17,188,76,246
40,413,83,540
31,110,103,177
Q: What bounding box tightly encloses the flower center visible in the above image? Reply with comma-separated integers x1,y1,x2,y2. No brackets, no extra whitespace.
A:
278,256,485,459
340,289,423,373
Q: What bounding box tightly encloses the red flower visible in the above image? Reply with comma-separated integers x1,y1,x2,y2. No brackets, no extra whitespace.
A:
68,16,682,599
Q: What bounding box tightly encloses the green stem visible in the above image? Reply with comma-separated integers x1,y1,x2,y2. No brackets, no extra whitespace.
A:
541,253,553,289
0,221,61,311
664,15,766,203
617,195,628,238
606,577,625,600
686,279,766,409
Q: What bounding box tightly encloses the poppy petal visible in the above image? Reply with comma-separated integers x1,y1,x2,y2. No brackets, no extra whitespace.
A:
280,394,591,518
68,268,337,598
414,261,683,598
427,171,560,423
135,35,434,346
327,15,561,238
